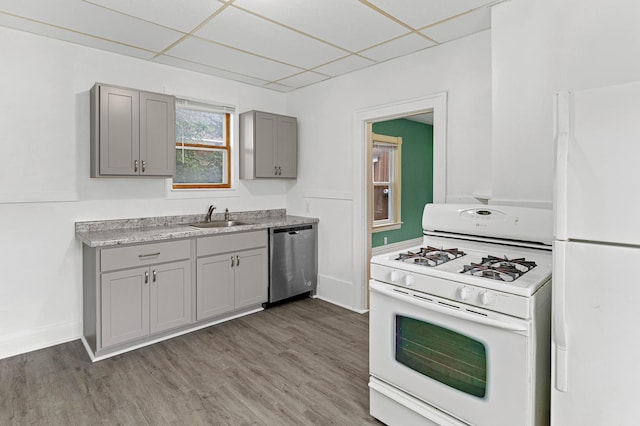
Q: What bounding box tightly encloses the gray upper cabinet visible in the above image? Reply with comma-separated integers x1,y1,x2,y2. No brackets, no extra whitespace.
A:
240,110,297,179
90,83,175,178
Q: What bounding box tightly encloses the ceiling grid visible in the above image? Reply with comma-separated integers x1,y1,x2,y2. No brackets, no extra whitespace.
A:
0,0,505,92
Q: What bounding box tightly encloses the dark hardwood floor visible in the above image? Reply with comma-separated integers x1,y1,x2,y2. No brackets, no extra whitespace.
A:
0,298,381,425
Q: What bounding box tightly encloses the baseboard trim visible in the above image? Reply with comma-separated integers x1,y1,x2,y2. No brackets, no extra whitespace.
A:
0,320,81,360
312,294,368,314
86,307,264,362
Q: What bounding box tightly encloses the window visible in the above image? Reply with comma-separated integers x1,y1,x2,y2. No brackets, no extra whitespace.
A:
371,131,402,231
173,99,233,189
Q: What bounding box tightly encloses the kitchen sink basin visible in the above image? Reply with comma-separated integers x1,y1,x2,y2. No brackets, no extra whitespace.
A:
190,220,250,228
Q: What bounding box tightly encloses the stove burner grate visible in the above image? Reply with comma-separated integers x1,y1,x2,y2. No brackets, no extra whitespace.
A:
460,255,537,282
395,246,465,267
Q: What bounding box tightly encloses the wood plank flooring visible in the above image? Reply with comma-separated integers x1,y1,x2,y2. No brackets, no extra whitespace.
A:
0,298,381,425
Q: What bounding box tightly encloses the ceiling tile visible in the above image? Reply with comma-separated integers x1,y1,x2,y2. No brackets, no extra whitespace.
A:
367,0,496,29
313,54,375,77
276,71,330,89
0,11,156,59
0,0,182,52
152,54,270,87
196,7,346,69
359,33,436,62
84,0,226,32
263,82,296,93
421,6,491,43
233,0,408,52
165,36,303,82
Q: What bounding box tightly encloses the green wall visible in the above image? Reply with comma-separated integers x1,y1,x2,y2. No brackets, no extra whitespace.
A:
371,118,433,248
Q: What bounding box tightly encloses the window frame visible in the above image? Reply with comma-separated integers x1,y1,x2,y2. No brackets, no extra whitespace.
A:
172,100,232,190
371,131,402,232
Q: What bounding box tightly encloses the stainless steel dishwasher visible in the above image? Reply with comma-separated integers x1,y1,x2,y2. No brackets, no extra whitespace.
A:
266,223,317,307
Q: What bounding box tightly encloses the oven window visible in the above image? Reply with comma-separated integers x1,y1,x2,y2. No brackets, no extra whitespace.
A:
395,315,487,398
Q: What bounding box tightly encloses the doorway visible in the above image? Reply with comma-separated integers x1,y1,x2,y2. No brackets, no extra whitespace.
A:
368,114,434,250
353,93,448,310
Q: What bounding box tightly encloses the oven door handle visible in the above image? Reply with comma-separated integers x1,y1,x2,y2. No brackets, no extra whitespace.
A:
370,281,528,333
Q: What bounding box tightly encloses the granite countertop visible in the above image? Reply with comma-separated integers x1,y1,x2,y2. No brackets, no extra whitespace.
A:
76,209,318,248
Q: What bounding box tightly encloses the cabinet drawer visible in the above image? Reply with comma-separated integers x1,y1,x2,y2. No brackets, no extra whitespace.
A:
197,230,267,257
101,239,190,272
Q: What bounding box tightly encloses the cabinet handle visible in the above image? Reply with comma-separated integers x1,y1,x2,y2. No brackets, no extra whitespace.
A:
142,160,146,173
134,159,139,173
279,166,282,175
231,256,235,267
274,166,278,176
144,270,149,284
236,255,240,266
152,270,157,282
138,252,161,259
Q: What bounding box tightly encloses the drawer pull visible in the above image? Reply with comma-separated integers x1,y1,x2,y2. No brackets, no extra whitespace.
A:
138,252,161,259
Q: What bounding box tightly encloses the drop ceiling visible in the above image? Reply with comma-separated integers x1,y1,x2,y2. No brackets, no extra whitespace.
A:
0,0,504,92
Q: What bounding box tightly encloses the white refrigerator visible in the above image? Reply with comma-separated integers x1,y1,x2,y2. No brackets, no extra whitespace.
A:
553,81,640,425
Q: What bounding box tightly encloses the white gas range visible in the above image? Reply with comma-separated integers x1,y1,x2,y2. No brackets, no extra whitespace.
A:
369,203,552,426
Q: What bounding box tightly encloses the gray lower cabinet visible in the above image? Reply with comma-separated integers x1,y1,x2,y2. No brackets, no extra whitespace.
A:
196,231,268,321
90,83,176,178
101,260,191,347
240,110,297,179
83,239,192,357
82,230,269,360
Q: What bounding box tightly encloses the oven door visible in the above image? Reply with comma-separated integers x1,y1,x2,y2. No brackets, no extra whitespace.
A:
370,280,534,426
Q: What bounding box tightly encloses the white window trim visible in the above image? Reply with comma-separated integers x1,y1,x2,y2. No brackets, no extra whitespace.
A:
371,132,402,233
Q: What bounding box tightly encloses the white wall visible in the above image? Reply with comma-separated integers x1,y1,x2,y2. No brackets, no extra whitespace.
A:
0,26,289,359
285,31,493,310
491,0,640,207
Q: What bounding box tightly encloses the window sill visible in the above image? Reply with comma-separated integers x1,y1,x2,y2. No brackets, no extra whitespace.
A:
164,180,239,200
372,222,403,233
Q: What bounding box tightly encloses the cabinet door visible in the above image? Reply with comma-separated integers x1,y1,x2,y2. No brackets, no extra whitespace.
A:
99,85,140,175
254,112,278,177
197,254,235,320
235,248,268,310
277,116,297,178
150,260,191,334
140,91,176,177
101,267,149,347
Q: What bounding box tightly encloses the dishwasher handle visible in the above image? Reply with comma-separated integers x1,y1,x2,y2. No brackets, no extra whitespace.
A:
271,224,313,234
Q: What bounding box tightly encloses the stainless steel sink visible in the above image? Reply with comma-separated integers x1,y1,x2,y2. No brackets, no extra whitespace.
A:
190,220,250,228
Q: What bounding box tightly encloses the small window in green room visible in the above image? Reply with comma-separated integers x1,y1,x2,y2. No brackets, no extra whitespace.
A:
173,99,233,189
371,132,402,232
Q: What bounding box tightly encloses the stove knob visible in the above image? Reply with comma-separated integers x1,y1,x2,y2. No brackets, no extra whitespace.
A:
404,274,415,287
480,291,494,305
458,286,472,300
389,270,400,282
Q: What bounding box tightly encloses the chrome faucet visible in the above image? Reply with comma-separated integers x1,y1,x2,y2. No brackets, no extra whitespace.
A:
224,208,230,221
207,205,216,222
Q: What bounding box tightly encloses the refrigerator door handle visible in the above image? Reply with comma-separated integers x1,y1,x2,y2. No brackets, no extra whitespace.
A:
553,241,569,392
554,92,571,241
